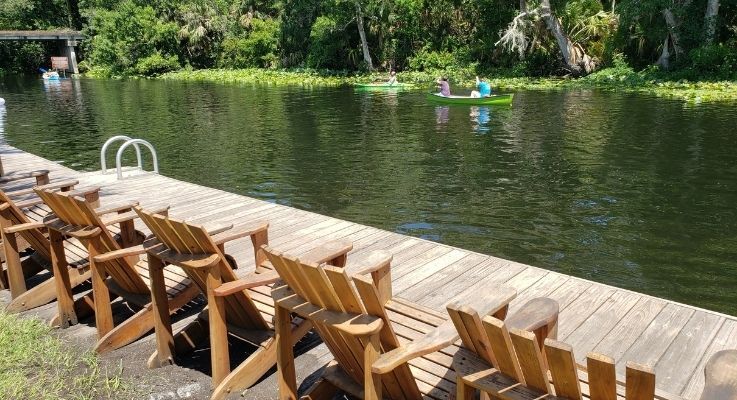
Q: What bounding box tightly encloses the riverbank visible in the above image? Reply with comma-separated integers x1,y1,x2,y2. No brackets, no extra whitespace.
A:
157,67,737,104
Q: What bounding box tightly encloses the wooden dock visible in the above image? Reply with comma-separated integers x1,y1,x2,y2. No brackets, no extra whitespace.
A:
3,144,735,398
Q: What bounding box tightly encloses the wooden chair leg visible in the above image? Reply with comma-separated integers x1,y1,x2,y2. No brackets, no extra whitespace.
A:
365,334,382,400
148,316,209,369
148,254,175,365
250,229,269,269
6,264,91,313
50,291,99,327
50,230,77,328
276,303,298,400
94,284,200,354
89,247,114,338
300,378,339,400
207,266,230,386
3,232,27,297
212,336,278,400
456,377,476,400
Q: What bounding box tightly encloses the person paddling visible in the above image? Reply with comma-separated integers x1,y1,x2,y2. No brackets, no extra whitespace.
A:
471,76,492,98
436,76,451,97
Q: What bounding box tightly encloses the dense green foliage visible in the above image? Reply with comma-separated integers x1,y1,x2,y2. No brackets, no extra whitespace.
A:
0,0,736,81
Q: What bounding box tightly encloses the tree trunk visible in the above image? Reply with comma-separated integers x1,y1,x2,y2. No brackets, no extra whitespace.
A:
704,0,719,44
520,0,527,12
656,34,672,69
662,8,683,55
539,0,595,75
355,2,374,71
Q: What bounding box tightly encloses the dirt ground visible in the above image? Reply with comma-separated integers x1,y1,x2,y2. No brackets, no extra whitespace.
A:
0,284,330,400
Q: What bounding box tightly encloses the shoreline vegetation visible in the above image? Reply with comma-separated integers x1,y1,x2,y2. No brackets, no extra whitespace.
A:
156,67,737,104
0,312,132,400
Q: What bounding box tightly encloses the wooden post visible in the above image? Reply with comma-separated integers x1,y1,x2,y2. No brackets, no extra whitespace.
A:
65,39,79,74
148,253,175,367
275,303,297,400
50,229,76,327
207,265,230,386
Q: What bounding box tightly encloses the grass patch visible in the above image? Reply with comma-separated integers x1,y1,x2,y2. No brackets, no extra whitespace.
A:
0,312,133,400
152,67,737,104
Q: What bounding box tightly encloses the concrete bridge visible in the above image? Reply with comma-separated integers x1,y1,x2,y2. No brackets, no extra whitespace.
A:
0,30,84,73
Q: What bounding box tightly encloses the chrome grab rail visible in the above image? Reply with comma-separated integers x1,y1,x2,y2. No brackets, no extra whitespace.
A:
116,139,159,180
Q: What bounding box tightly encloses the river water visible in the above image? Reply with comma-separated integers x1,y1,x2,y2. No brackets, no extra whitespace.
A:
1,76,736,314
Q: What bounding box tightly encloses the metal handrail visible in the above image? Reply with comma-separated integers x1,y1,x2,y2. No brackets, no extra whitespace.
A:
116,139,159,180
100,135,141,174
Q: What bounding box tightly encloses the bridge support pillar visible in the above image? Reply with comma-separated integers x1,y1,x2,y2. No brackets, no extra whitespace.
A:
65,39,79,74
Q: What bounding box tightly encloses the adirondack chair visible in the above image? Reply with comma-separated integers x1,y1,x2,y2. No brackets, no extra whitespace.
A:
34,187,198,354
264,245,559,400
0,180,100,311
132,206,354,400
448,307,737,400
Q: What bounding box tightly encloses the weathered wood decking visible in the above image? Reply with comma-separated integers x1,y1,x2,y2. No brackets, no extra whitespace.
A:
3,144,736,398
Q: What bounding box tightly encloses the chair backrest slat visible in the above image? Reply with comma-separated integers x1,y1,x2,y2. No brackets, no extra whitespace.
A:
544,339,583,400
322,266,365,315
625,362,656,400
447,305,497,366
482,315,525,382
508,328,552,394
587,353,617,400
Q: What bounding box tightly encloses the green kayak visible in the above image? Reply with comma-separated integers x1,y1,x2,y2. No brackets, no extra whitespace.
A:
426,93,514,105
354,82,414,89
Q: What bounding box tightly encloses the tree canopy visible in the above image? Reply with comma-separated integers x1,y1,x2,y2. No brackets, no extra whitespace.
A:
0,0,735,80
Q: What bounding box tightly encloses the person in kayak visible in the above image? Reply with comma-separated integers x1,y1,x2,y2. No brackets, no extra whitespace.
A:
387,70,398,85
471,76,492,98
436,76,451,96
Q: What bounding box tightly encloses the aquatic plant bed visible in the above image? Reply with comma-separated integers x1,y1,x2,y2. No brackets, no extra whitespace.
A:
154,68,737,103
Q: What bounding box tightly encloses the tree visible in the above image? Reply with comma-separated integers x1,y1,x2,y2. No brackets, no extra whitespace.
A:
704,0,719,44
497,0,598,75
355,1,374,70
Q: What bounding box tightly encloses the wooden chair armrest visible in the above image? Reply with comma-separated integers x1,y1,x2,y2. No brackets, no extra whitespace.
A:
0,170,49,184
213,270,280,297
700,349,737,400
211,221,268,245
372,320,458,374
93,244,147,263
300,239,353,265
203,223,233,236
353,251,393,276
101,211,138,226
352,250,394,304
63,186,101,207
505,297,559,340
100,205,168,226
6,179,78,197
96,201,140,216
4,221,46,234
15,198,44,209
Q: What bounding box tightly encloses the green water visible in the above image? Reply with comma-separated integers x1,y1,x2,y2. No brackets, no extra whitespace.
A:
1,77,736,314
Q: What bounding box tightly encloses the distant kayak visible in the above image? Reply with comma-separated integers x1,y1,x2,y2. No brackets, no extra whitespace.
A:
426,93,513,105
354,82,414,89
